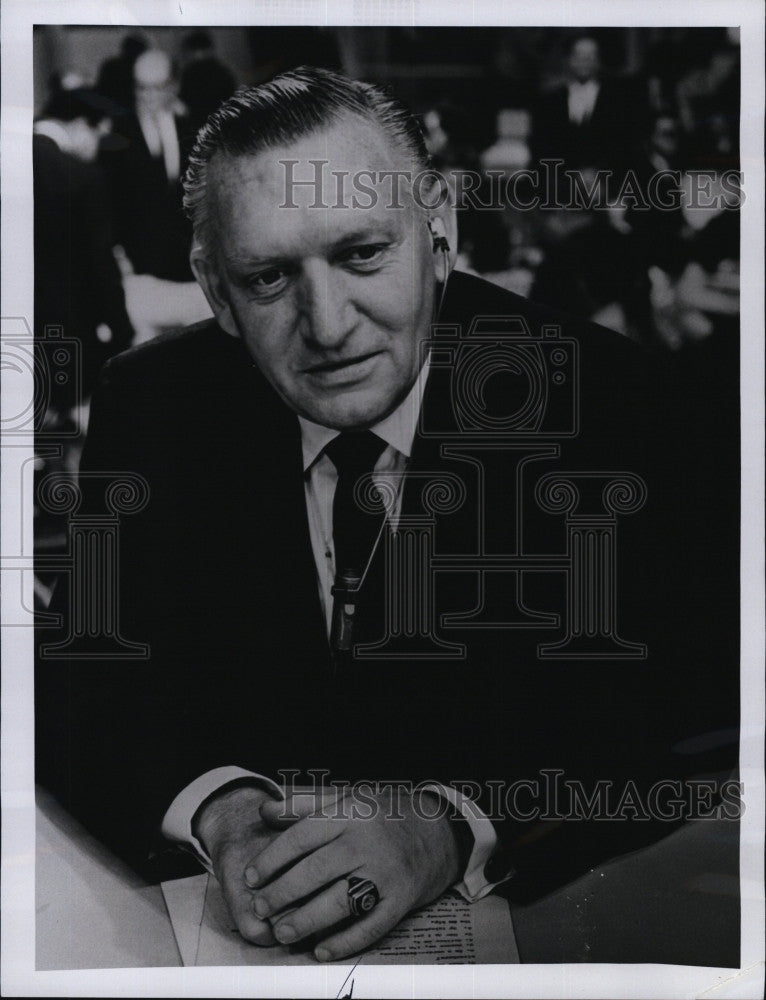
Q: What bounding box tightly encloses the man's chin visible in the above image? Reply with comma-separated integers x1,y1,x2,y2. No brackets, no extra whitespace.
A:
297,390,400,431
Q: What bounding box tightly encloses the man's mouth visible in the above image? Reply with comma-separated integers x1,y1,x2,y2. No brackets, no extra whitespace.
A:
303,351,383,385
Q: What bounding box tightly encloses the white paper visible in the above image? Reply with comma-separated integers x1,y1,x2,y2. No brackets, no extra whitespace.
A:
161,873,519,966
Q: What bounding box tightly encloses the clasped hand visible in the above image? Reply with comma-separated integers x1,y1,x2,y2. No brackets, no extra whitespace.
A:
195,784,462,962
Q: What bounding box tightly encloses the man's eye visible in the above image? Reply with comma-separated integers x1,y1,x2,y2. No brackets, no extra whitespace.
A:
252,268,286,288
246,267,292,298
344,244,387,267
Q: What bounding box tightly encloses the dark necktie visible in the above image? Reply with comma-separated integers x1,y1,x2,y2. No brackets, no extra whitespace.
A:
324,431,387,582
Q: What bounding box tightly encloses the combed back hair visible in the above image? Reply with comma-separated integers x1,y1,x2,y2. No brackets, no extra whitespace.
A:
182,66,431,255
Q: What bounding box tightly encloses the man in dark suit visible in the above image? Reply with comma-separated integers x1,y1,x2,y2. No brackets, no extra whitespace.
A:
95,32,148,116
33,87,134,406
532,36,637,175
37,68,738,962
179,29,237,135
99,49,194,281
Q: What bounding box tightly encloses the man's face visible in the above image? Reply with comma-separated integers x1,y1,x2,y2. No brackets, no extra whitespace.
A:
569,39,600,82
197,116,440,429
134,52,175,117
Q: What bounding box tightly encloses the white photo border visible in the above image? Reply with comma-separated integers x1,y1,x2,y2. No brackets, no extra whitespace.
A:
2,1,763,997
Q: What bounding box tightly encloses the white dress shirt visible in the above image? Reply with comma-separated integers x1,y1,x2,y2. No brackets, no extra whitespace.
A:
33,119,73,153
161,359,504,901
568,79,600,125
138,109,180,181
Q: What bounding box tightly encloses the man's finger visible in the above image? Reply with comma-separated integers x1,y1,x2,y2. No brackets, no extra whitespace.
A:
244,812,342,888
218,865,275,946
226,901,275,945
251,843,354,919
271,878,352,944
261,788,344,829
312,900,400,963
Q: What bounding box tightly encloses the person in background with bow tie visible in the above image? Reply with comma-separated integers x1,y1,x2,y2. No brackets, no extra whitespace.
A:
532,34,639,177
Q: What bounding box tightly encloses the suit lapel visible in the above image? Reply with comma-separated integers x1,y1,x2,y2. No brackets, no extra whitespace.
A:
219,350,328,668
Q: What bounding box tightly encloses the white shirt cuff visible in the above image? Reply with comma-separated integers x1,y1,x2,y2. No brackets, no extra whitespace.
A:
422,783,511,901
161,766,284,868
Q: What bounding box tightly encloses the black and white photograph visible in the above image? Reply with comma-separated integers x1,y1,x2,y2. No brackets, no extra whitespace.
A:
1,1,764,997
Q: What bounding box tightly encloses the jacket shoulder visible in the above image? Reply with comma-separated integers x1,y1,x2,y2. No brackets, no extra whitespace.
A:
446,271,671,420
99,320,251,391
447,270,647,361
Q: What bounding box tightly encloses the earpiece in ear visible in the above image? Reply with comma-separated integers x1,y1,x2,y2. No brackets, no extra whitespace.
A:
429,217,451,254
428,217,451,318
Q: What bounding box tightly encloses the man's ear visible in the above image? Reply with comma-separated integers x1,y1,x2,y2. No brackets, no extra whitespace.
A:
424,175,458,280
190,246,239,338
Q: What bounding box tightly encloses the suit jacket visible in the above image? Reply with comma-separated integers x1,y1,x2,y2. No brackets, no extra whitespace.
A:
179,56,237,135
33,133,135,403
532,79,637,174
99,112,194,282
36,271,739,900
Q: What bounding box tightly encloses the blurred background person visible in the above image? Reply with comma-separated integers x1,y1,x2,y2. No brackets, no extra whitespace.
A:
530,168,649,339
612,112,689,350
179,29,237,133
100,48,194,282
480,108,532,172
676,39,740,163
33,83,137,565
422,102,482,172
96,46,213,343
479,108,538,274
34,85,135,414
95,31,148,116
650,168,739,352
533,34,638,176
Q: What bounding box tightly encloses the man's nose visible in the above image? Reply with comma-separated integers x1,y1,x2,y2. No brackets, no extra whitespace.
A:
299,264,357,351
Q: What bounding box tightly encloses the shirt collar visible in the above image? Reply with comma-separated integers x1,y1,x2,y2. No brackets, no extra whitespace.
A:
298,355,431,473
569,79,599,95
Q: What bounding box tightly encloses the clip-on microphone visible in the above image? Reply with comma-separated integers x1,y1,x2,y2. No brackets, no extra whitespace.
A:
329,515,388,670
331,568,362,656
